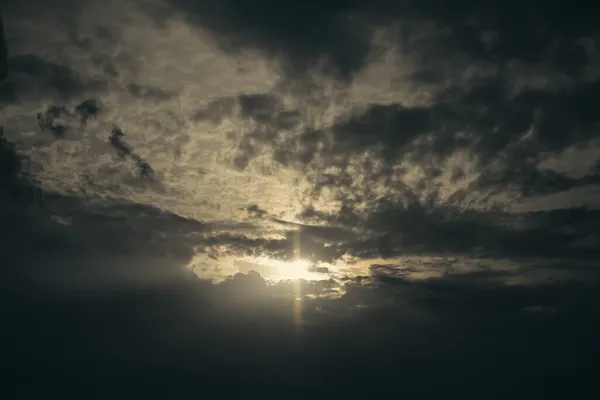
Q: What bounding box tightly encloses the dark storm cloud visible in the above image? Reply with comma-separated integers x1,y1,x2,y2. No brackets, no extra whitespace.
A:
348,205,600,260
0,127,21,180
331,103,432,159
434,79,600,188
74,98,100,124
0,54,100,103
36,104,83,138
0,198,196,293
0,12,7,82
109,126,156,179
0,128,43,214
163,0,600,78
162,0,372,78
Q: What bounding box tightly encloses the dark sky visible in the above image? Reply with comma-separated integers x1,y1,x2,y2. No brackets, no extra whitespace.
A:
2,1,600,398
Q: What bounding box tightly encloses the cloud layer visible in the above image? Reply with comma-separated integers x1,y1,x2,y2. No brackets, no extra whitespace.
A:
2,1,600,396
2,0,599,284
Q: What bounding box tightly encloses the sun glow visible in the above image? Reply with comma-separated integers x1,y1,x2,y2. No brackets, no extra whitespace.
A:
232,256,334,327
243,257,332,282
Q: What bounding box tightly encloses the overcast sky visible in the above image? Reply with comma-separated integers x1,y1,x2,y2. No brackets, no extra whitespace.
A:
2,1,600,398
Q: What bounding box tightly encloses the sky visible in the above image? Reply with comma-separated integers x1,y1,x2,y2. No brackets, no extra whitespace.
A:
1,0,600,397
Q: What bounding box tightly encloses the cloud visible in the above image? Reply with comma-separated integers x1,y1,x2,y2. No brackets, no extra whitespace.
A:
0,12,7,82
188,77,600,212
0,127,22,180
162,0,599,80
4,218,599,396
2,0,599,263
1,54,101,103
2,148,599,398
159,0,373,78
2,3,600,394
108,126,155,179
4,0,598,225
148,0,600,219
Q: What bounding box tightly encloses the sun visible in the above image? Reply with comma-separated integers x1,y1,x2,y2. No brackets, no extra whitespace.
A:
238,256,332,282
